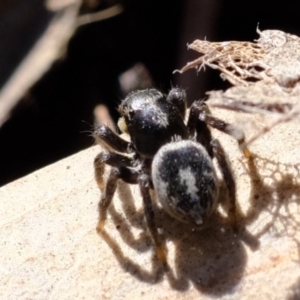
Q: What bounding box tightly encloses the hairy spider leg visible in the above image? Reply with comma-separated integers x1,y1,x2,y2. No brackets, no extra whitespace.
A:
211,139,237,231
94,154,167,267
187,100,214,157
94,151,138,231
188,101,238,230
94,124,134,153
188,100,252,159
95,166,139,230
94,120,167,266
138,174,168,269
93,122,135,191
96,167,120,232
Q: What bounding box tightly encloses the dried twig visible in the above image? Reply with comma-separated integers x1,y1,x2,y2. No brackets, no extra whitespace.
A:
0,1,124,128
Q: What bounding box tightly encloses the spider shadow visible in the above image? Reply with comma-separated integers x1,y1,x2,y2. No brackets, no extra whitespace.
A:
287,275,300,300
99,180,257,295
241,156,300,242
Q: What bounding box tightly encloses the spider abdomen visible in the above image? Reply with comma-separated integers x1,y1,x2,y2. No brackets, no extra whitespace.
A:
152,140,218,226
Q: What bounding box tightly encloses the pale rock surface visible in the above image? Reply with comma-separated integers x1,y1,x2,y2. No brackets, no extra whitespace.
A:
1,101,300,299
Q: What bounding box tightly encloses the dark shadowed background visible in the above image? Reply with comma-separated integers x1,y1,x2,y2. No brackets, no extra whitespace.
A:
0,0,299,186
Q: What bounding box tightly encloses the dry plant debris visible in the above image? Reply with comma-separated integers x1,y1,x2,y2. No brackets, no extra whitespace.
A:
177,27,300,146
178,27,300,88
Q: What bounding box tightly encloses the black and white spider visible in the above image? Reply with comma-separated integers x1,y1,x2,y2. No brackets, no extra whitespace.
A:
93,88,251,267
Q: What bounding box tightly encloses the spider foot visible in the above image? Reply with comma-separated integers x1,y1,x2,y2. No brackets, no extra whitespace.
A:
242,146,253,159
155,244,169,271
96,219,106,233
96,210,107,233
95,177,105,191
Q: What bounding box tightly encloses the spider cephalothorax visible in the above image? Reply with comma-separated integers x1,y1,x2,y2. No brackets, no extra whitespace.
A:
117,88,188,158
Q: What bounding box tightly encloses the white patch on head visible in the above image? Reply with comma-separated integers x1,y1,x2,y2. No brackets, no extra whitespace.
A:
150,107,169,128
178,167,199,201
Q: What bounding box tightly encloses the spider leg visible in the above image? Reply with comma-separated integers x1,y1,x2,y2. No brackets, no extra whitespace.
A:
166,87,187,119
188,100,252,158
95,151,136,170
94,118,141,234
94,124,134,153
94,150,138,190
94,153,106,190
187,100,214,157
187,99,210,136
96,165,139,233
211,139,237,231
96,167,120,232
138,174,168,269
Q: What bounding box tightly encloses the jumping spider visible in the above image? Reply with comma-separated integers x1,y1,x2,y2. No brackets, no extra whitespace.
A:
93,88,251,268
